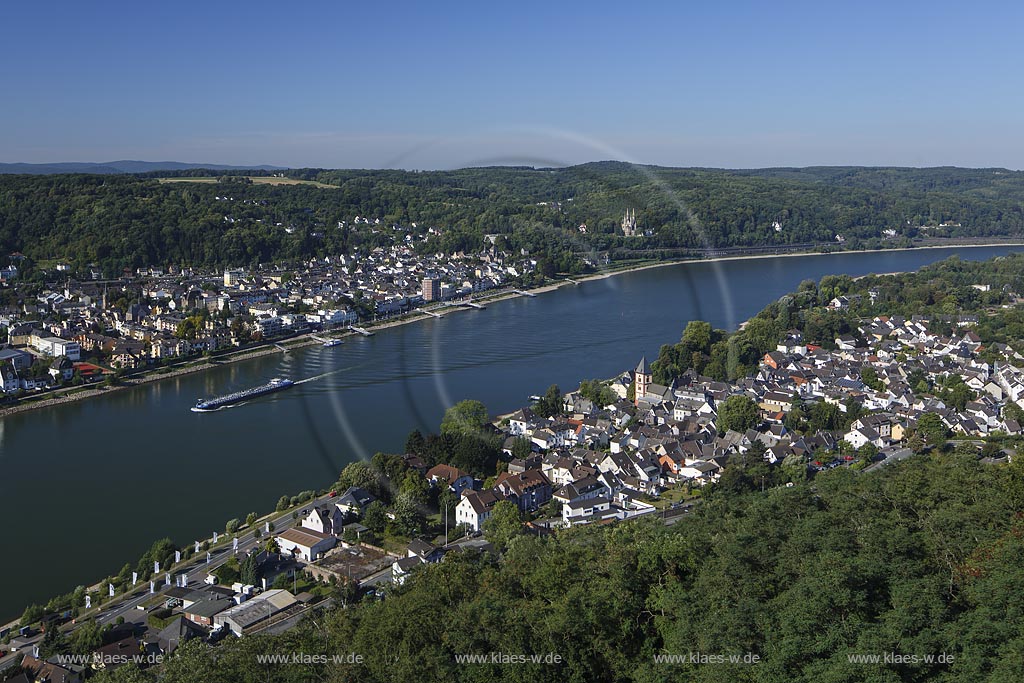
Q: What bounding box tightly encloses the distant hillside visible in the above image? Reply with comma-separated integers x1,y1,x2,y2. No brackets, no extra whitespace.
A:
1,164,1024,273
0,160,287,175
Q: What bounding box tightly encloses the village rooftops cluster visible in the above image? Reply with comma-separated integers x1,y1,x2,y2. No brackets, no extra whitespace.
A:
0,220,540,397
486,314,1023,527
268,483,496,588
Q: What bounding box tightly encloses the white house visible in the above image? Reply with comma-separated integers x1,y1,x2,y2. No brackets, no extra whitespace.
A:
455,490,501,532
334,486,376,517
319,308,359,326
829,296,850,310
48,357,74,382
0,364,19,393
254,316,283,337
426,464,476,497
392,556,421,586
844,426,885,450
507,409,534,436
301,505,345,536
275,528,336,562
30,335,81,361
562,496,612,525
553,477,609,507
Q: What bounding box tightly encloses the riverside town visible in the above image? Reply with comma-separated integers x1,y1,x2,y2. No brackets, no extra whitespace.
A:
5,249,1024,681
5,3,1024,680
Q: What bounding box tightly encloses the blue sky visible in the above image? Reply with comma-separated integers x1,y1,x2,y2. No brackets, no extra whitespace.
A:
2,1,1021,169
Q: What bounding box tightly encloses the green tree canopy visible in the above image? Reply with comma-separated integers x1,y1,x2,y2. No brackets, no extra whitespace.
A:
917,412,950,446
440,400,490,436
716,395,760,434
532,385,563,418
482,501,523,551
334,461,387,500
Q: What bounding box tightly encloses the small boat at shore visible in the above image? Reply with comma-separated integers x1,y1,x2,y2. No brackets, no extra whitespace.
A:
322,338,343,347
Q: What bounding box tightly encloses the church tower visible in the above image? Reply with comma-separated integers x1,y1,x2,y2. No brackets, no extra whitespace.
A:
621,208,637,236
634,356,651,405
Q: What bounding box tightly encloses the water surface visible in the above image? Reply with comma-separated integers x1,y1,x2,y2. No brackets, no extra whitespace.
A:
1,245,1018,620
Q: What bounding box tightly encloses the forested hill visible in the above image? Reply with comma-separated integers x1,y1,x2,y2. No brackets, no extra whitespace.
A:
2,163,1024,274
0,161,284,175
92,452,1024,683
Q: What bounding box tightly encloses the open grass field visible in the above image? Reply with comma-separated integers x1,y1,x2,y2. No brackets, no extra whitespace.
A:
158,176,337,189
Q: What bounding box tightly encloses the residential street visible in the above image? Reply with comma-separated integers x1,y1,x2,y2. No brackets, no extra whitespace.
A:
91,492,336,628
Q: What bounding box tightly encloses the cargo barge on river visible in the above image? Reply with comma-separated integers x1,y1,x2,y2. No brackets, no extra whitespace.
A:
191,378,294,412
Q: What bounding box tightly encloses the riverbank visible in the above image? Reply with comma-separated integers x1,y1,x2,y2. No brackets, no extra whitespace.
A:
3,241,1023,626
475,239,1024,295
0,335,326,418
2,239,1021,420
687,239,1024,267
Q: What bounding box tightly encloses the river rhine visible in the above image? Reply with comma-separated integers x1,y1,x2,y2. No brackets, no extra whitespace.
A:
0,245,1020,620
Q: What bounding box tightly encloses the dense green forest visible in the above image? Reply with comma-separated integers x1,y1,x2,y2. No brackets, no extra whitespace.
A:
88,452,1024,683
2,164,1024,275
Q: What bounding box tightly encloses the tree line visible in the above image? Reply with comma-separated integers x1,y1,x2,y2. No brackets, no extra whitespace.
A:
85,451,1024,683
3,164,1024,275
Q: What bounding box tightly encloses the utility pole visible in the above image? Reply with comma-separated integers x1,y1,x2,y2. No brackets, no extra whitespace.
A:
444,501,449,546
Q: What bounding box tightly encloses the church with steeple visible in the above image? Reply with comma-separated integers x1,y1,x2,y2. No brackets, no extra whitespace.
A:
621,209,638,237
633,356,651,406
